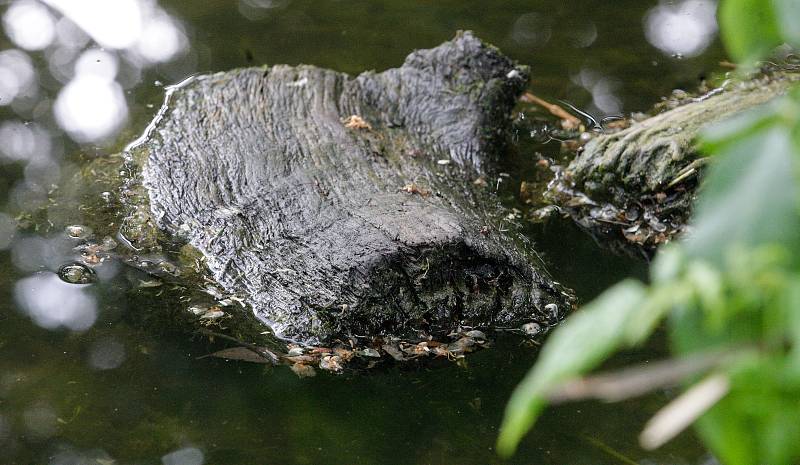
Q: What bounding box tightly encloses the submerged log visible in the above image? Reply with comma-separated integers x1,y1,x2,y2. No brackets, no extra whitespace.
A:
128,32,573,345
547,70,800,257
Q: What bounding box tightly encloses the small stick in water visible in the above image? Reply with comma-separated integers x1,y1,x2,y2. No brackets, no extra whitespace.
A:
520,92,582,129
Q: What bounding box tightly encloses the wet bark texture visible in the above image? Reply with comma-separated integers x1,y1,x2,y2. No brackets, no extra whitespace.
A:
136,32,573,345
548,72,799,257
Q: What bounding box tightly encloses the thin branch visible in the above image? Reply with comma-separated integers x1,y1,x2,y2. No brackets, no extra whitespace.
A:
520,92,582,128
546,349,733,404
639,373,731,450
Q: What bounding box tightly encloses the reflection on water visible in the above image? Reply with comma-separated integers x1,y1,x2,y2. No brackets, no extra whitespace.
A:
511,12,553,49
2,0,56,51
162,447,205,465
644,0,718,58
54,56,128,143
2,0,188,144
0,212,15,248
15,272,97,331
43,0,187,60
239,0,292,20
87,336,126,370
0,0,728,464
0,49,36,104
570,67,623,115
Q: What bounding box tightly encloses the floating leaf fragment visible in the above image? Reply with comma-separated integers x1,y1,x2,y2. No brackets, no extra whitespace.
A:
199,347,272,364
319,355,343,372
291,363,316,378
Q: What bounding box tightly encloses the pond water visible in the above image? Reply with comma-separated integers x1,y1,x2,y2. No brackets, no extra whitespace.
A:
0,1,727,464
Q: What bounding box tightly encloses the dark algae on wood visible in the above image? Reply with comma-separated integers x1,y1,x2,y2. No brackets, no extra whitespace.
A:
546,69,800,257
129,32,574,345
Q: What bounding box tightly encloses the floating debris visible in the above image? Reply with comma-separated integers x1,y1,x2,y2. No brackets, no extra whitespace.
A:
65,225,92,240
382,344,406,361
519,181,536,204
400,183,431,197
446,337,477,356
357,348,381,358
319,355,343,372
81,250,102,265
195,325,500,372
333,347,354,362
200,309,225,321
521,322,542,336
464,330,487,340
530,205,560,223
187,304,227,325
100,236,118,251
287,347,305,357
157,260,179,276
291,363,316,378
188,305,207,316
519,92,582,130
57,263,97,284
199,347,272,364
544,303,559,318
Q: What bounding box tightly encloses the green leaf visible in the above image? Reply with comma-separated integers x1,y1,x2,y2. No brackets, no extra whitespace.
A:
651,245,685,284
700,100,781,153
623,282,683,344
685,261,725,329
696,356,800,465
687,125,800,265
782,276,800,369
497,280,647,456
718,0,783,64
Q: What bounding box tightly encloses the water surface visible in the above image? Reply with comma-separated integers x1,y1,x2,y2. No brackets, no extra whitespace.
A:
0,1,726,463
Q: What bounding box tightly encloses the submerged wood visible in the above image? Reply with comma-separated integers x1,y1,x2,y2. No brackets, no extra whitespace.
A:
132,32,573,345
547,71,800,257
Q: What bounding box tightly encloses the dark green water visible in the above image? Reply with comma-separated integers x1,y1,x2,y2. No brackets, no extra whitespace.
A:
0,1,726,463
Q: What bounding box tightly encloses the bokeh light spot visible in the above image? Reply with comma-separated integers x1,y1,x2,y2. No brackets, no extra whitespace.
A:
14,272,98,331
644,0,718,58
2,0,56,51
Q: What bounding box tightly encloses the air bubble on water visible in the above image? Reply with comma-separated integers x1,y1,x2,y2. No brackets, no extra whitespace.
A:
58,263,97,284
